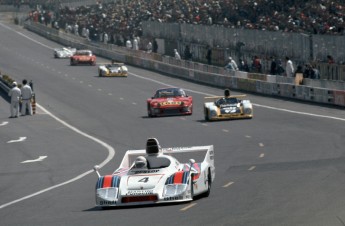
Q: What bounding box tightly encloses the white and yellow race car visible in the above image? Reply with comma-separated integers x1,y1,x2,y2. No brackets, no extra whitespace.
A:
204,89,253,121
98,61,128,77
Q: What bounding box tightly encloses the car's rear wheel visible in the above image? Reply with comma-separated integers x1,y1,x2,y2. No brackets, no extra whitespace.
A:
190,177,194,200
203,169,212,197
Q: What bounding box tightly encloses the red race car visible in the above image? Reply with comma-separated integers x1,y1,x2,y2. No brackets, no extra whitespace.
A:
147,87,193,117
70,50,96,66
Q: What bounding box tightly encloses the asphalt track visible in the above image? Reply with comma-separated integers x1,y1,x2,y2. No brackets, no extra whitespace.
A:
1,18,345,226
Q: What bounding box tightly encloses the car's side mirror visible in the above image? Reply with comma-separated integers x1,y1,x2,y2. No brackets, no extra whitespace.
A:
189,159,195,165
93,165,101,178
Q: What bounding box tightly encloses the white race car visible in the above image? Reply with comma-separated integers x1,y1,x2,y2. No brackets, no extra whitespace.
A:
53,47,77,58
94,138,215,208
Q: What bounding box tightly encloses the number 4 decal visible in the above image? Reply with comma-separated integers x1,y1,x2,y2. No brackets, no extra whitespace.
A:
138,177,149,183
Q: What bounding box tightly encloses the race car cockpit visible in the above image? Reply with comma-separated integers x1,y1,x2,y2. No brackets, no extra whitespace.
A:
145,138,171,169
215,89,239,107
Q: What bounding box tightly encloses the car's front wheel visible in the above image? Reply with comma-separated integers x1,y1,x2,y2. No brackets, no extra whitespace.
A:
204,108,209,121
147,104,153,117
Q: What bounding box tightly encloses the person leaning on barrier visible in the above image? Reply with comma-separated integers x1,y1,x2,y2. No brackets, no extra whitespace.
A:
225,57,238,71
8,81,21,118
174,49,181,60
21,79,33,116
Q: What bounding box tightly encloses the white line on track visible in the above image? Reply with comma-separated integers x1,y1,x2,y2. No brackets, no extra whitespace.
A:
129,72,345,122
259,153,265,158
259,143,264,147
0,103,115,210
248,166,256,171
222,181,234,188
180,203,197,211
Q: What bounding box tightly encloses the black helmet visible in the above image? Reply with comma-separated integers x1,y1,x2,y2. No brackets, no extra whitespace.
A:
146,138,161,155
224,89,230,97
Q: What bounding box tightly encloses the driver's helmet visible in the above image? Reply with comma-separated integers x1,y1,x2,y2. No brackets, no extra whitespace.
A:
146,138,162,155
224,89,230,98
135,156,147,168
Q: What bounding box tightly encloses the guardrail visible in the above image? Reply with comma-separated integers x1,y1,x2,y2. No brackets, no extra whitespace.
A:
14,21,344,107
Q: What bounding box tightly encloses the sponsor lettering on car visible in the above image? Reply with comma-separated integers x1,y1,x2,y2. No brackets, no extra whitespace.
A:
160,101,182,106
133,169,160,174
100,201,116,205
127,190,154,196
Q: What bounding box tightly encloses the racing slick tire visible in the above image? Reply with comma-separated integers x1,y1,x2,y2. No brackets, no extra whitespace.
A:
203,169,212,197
147,105,154,117
70,59,77,66
190,177,194,201
99,70,103,77
204,108,209,121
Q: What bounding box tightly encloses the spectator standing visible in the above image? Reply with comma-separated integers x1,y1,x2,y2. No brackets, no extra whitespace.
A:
252,56,262,73
8,81,21,118
225,57,238,71
276,59,285,75
285,57,294,77
147,42,152,53
174,49,181,59
303,64,313,78
270,57,277,75
184,45,192,60
327,55,334,79
206,46,212,65
312,65,320,79
239,59,250,72
133,38,139,50
126,39,132,49
103,33,109,44
21,79,33,116
153,39,158,53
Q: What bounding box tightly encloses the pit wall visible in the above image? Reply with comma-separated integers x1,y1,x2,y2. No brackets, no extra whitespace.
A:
18,21,345,107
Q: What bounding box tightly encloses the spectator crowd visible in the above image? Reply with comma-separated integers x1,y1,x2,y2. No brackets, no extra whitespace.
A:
19,0,345,78
24,0,345,39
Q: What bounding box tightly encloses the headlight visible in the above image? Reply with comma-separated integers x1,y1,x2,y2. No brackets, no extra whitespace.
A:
96,188,118,201
163,184,188,197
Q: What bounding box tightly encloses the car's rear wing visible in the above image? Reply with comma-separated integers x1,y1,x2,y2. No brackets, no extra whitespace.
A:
118,145,214,170
204,95,246,102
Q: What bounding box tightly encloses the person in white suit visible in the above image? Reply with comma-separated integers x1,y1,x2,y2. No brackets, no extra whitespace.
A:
8,81,21,118
21,79,33,116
